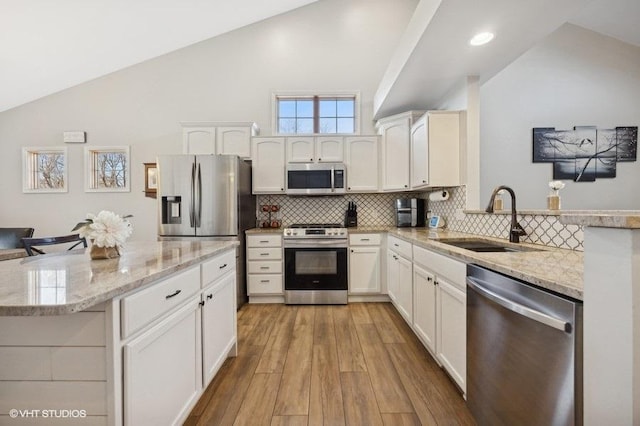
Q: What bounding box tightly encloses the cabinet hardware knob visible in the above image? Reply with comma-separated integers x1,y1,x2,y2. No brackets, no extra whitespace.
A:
207,294,213,299
260,240,269,243
404,185,408,188
422,180,426,183
310,158,313,161
427,277,432,282
165,290,181,299
260,266,269,270
351,249,354,253
260,253,269,256
219,263,227,269
361,238,370,241
260,280,270,283
199,300,205,306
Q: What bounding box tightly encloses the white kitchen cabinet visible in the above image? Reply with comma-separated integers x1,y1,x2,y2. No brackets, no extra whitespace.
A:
252,137,286,194
344,136,379,192
387,236,413,325
437,276,466,392
182,122,258,158
376,111,425,191
124,298,202,426
410,111,461,189
413,244,467,393
349,234,382,294
246,233,284,300
202,272,236,385
413,264,437,354
286,136,344,163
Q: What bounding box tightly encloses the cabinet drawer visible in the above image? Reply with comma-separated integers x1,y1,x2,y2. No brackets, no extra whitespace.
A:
349,233,382,246
247,261,283,274
121,267,200,339
413,245,466,289
248,275,283,295
247,234,282,248
202,249,236,287
247,247,282,260
388,235,412,259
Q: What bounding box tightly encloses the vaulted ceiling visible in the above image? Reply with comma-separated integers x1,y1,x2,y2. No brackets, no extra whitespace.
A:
2,0,638,115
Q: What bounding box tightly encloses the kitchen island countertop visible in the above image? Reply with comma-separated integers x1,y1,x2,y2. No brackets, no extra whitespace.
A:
0,240,238,316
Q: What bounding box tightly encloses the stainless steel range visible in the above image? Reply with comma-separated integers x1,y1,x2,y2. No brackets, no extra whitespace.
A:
283,224,348,305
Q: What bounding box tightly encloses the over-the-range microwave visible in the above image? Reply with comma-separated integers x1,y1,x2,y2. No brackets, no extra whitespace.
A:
286,163,346,195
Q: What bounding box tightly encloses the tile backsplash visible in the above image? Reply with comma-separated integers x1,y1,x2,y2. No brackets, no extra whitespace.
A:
257,185,584,251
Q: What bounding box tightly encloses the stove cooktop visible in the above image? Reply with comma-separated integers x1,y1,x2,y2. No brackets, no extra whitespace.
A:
288,223,344,229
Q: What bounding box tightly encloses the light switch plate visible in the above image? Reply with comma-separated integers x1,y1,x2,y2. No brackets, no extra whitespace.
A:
63,131,86,143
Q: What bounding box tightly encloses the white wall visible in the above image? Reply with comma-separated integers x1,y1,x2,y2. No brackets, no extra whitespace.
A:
480,23,640,210
0,0,417,241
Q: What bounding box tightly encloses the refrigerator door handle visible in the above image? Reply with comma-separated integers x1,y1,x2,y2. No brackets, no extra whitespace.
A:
190,162,196,227
196,163,202,227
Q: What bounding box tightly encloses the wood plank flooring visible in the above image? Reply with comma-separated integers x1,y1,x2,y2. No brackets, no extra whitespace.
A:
185,303,475,426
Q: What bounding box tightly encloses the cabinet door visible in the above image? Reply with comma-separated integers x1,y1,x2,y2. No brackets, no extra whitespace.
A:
216,127,251,158
316,137,343,162
124,299,202,426
413,265,436,353
349,246,381,294
345,136,378,192
386,250,399,302
410,115,429,189
427,112,460,187
183,127,216,154
286,137,315,163
202,273,237,385
396,254,413,325
437,277,466,392
380,119,411,191
252,138,285,193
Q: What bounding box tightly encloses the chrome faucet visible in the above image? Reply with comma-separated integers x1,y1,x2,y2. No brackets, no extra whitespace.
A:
486,185,527,243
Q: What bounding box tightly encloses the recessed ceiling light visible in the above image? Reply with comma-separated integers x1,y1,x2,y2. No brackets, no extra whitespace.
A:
470,32,494,46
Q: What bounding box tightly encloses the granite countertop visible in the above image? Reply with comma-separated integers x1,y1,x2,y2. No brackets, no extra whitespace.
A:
560,211,640,228
0,249,27,261
389,228,583,300
0,240,238,316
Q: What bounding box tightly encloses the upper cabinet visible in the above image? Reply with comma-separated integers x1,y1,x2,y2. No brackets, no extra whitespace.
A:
286,136,344,163
182,122,259,158
251,137,285,194
345,136,379,192
410,111,461,189
376,111,425,191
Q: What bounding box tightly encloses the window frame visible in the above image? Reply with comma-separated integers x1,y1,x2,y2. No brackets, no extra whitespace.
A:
272,91,361,135
84,146,131,192
22,146,68,193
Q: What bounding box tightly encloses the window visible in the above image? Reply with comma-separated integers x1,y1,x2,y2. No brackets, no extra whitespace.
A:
85,146,130,192
22,146,68,193
274,93,359,134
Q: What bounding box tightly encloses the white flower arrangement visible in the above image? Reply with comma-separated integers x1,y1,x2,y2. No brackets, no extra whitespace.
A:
73,211,133,248
548,180,565,195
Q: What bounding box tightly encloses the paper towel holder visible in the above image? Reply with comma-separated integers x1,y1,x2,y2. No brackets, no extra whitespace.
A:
428,190,450,202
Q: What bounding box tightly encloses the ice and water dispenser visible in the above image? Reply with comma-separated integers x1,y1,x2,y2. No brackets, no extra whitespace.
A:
161,196,182,224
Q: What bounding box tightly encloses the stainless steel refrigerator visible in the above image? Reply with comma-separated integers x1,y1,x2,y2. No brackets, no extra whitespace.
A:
157,155,255,308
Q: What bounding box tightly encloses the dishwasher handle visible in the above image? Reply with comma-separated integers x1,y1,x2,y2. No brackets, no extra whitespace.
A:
467,276,572,333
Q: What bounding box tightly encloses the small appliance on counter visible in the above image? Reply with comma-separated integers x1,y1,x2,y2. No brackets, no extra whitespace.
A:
395,198,426,227
345,201,358,227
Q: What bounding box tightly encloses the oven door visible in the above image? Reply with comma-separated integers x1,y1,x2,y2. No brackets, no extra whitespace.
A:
284,243,347,291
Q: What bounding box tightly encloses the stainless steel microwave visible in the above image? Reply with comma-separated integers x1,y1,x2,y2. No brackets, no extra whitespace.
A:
286,163,346,195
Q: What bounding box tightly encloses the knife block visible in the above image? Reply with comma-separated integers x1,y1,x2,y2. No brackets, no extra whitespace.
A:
344,209,358,227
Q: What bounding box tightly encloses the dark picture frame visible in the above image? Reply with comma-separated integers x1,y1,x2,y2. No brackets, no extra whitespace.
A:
144,162,157,198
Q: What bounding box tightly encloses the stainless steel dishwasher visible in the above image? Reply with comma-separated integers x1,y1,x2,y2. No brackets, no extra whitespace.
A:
466,264,583,426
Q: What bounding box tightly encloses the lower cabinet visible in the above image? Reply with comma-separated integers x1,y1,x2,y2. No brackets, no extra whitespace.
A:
411,243,467,394
202,272,236,385
387,236,413,326
120,249,238,425
349,233,383,294
124,299,202,426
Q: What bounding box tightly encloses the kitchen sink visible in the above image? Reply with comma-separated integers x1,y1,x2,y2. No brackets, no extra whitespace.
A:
436,238,543,253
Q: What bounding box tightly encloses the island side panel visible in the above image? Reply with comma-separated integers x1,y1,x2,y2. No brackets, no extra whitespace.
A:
0,303,110,425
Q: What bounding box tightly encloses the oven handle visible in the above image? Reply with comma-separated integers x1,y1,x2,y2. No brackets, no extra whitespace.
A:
284,239,347,248
467,277,572,333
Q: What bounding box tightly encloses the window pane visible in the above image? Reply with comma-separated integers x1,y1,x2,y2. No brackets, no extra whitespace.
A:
297,119,313,133
279,100,296,117
95,152,127,188
337,100,354,117
36,153,65,189
319,99,336,117
279,118,296,133
319,118,337,133
297,100,313,118
337,118,354,134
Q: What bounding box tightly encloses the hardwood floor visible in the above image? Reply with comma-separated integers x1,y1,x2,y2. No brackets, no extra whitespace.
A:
185,303,475,426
